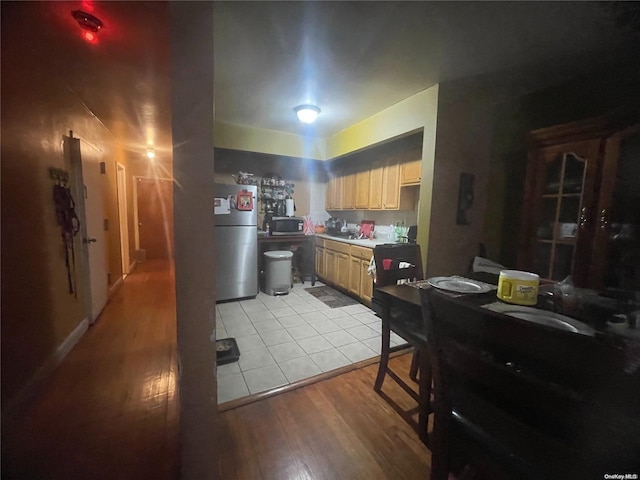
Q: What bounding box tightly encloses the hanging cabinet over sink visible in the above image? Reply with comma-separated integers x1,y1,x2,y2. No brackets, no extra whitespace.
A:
518,114,639,290
327,157,418,211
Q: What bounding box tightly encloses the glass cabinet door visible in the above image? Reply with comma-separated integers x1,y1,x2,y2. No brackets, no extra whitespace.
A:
530,152,586,281
590,128,640,292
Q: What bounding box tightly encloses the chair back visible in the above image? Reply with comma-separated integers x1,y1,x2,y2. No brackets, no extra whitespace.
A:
373,243,424,287
420,287,640,480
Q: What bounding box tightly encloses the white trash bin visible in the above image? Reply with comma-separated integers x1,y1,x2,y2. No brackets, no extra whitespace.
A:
264,250,293,296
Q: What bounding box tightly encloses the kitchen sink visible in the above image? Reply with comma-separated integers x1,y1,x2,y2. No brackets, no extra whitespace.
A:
483,302,596,336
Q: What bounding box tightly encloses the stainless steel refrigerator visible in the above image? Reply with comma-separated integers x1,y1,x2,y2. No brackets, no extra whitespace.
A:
214,183,258,301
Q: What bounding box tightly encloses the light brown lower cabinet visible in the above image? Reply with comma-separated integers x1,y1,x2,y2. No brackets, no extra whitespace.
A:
348,256,361,296
317,238,373,306
336,253,350,290
359,259,373,305
315,246,325,278
325,249,336,283
349,256,373,305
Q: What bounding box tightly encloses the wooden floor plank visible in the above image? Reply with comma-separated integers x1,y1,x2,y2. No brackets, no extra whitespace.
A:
218,354,431,480
2,260,180,480
3,260,431,480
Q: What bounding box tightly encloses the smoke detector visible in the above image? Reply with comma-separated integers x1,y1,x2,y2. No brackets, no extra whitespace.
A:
72,10,104,33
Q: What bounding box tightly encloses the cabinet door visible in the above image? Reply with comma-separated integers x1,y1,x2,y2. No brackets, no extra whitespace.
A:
325,177,335,210
334,176,344,210
355,170,370,209
342,173,355,210
325,249,336,284
336,253,350,290
359,259,373,305
401,159,421,185
348,256,361,295
588,127,640,291
521,139,602,283
369,165,384,209
382,162,400,209
315,246,325,279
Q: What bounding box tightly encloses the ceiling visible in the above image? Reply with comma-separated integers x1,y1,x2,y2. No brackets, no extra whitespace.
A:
10,1,640,159
213,1,640,139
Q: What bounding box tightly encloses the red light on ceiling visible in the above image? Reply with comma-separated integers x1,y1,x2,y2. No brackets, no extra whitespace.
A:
72,10,103,43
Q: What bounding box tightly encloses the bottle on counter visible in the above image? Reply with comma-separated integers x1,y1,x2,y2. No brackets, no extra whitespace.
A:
265,222,270,236
388,224,396,242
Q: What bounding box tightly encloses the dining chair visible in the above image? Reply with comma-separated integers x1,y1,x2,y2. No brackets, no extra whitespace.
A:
371,243,432,444
420,287,640,480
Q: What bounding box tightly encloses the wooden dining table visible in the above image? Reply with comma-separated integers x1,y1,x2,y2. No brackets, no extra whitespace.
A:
376,276,640,476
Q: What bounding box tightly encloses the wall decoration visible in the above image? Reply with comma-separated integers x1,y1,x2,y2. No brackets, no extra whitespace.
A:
456,172,475,225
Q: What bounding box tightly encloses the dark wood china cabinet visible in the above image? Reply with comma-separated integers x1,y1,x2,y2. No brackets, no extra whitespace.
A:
519,113,640,291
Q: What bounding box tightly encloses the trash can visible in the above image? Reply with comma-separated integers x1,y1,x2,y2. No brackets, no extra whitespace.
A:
264,250,293,296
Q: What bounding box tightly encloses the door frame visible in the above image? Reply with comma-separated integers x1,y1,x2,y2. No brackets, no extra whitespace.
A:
116,162,131,277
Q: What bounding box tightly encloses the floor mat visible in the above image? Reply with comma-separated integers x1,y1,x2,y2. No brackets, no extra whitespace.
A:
304,285,359,308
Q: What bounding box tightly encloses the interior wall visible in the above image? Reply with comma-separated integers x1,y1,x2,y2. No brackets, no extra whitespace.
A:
426,89,497,277
0,3,124,410
170,2,218,478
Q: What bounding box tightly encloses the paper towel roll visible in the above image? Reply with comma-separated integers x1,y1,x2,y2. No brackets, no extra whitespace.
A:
285,198,295,217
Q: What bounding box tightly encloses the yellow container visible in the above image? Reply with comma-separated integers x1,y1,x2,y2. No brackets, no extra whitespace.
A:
497,270,540,306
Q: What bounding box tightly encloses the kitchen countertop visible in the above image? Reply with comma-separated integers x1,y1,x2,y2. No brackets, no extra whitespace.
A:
315,233,397,249
256,231,402,249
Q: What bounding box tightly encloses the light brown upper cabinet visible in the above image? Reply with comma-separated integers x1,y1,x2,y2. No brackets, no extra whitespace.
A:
400,159,421,185
381,161,400,209
341,173,356,210
355,170,370,209
325,176,337,210
368,163,384,209
327,154,419,211
518,114,639,291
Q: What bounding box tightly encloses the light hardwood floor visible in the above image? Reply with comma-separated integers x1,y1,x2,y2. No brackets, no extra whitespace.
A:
2,260,180,480
3,260,431,480
217,353,432,480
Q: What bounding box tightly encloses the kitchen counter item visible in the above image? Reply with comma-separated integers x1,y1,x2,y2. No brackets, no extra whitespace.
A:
360,220,375,238
314,233,392,249
270,216,304,236
497,270,540,305
407,225,417,243
427,276,494,294
483,302,596,336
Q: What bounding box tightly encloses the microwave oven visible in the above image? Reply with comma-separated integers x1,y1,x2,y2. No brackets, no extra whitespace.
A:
270,217,304,235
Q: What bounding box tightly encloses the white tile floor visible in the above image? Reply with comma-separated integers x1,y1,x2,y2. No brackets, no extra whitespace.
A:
216,281,407,404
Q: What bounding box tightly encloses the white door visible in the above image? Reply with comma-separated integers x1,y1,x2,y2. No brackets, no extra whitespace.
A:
66,134,109,323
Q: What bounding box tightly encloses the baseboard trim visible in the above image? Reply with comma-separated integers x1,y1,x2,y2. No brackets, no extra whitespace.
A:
108,275,124,297
2,317,90,424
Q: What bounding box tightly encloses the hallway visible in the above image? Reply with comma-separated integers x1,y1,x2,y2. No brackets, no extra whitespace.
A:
2,260,179,480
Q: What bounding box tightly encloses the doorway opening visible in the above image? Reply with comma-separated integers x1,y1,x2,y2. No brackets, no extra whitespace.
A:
133,176,175,262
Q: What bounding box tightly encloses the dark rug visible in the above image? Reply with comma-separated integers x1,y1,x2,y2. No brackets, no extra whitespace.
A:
304,286,359,308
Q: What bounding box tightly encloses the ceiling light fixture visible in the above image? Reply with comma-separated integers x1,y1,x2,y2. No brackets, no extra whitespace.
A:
146,147,156,159
294,104,321,124
72,10,103,42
